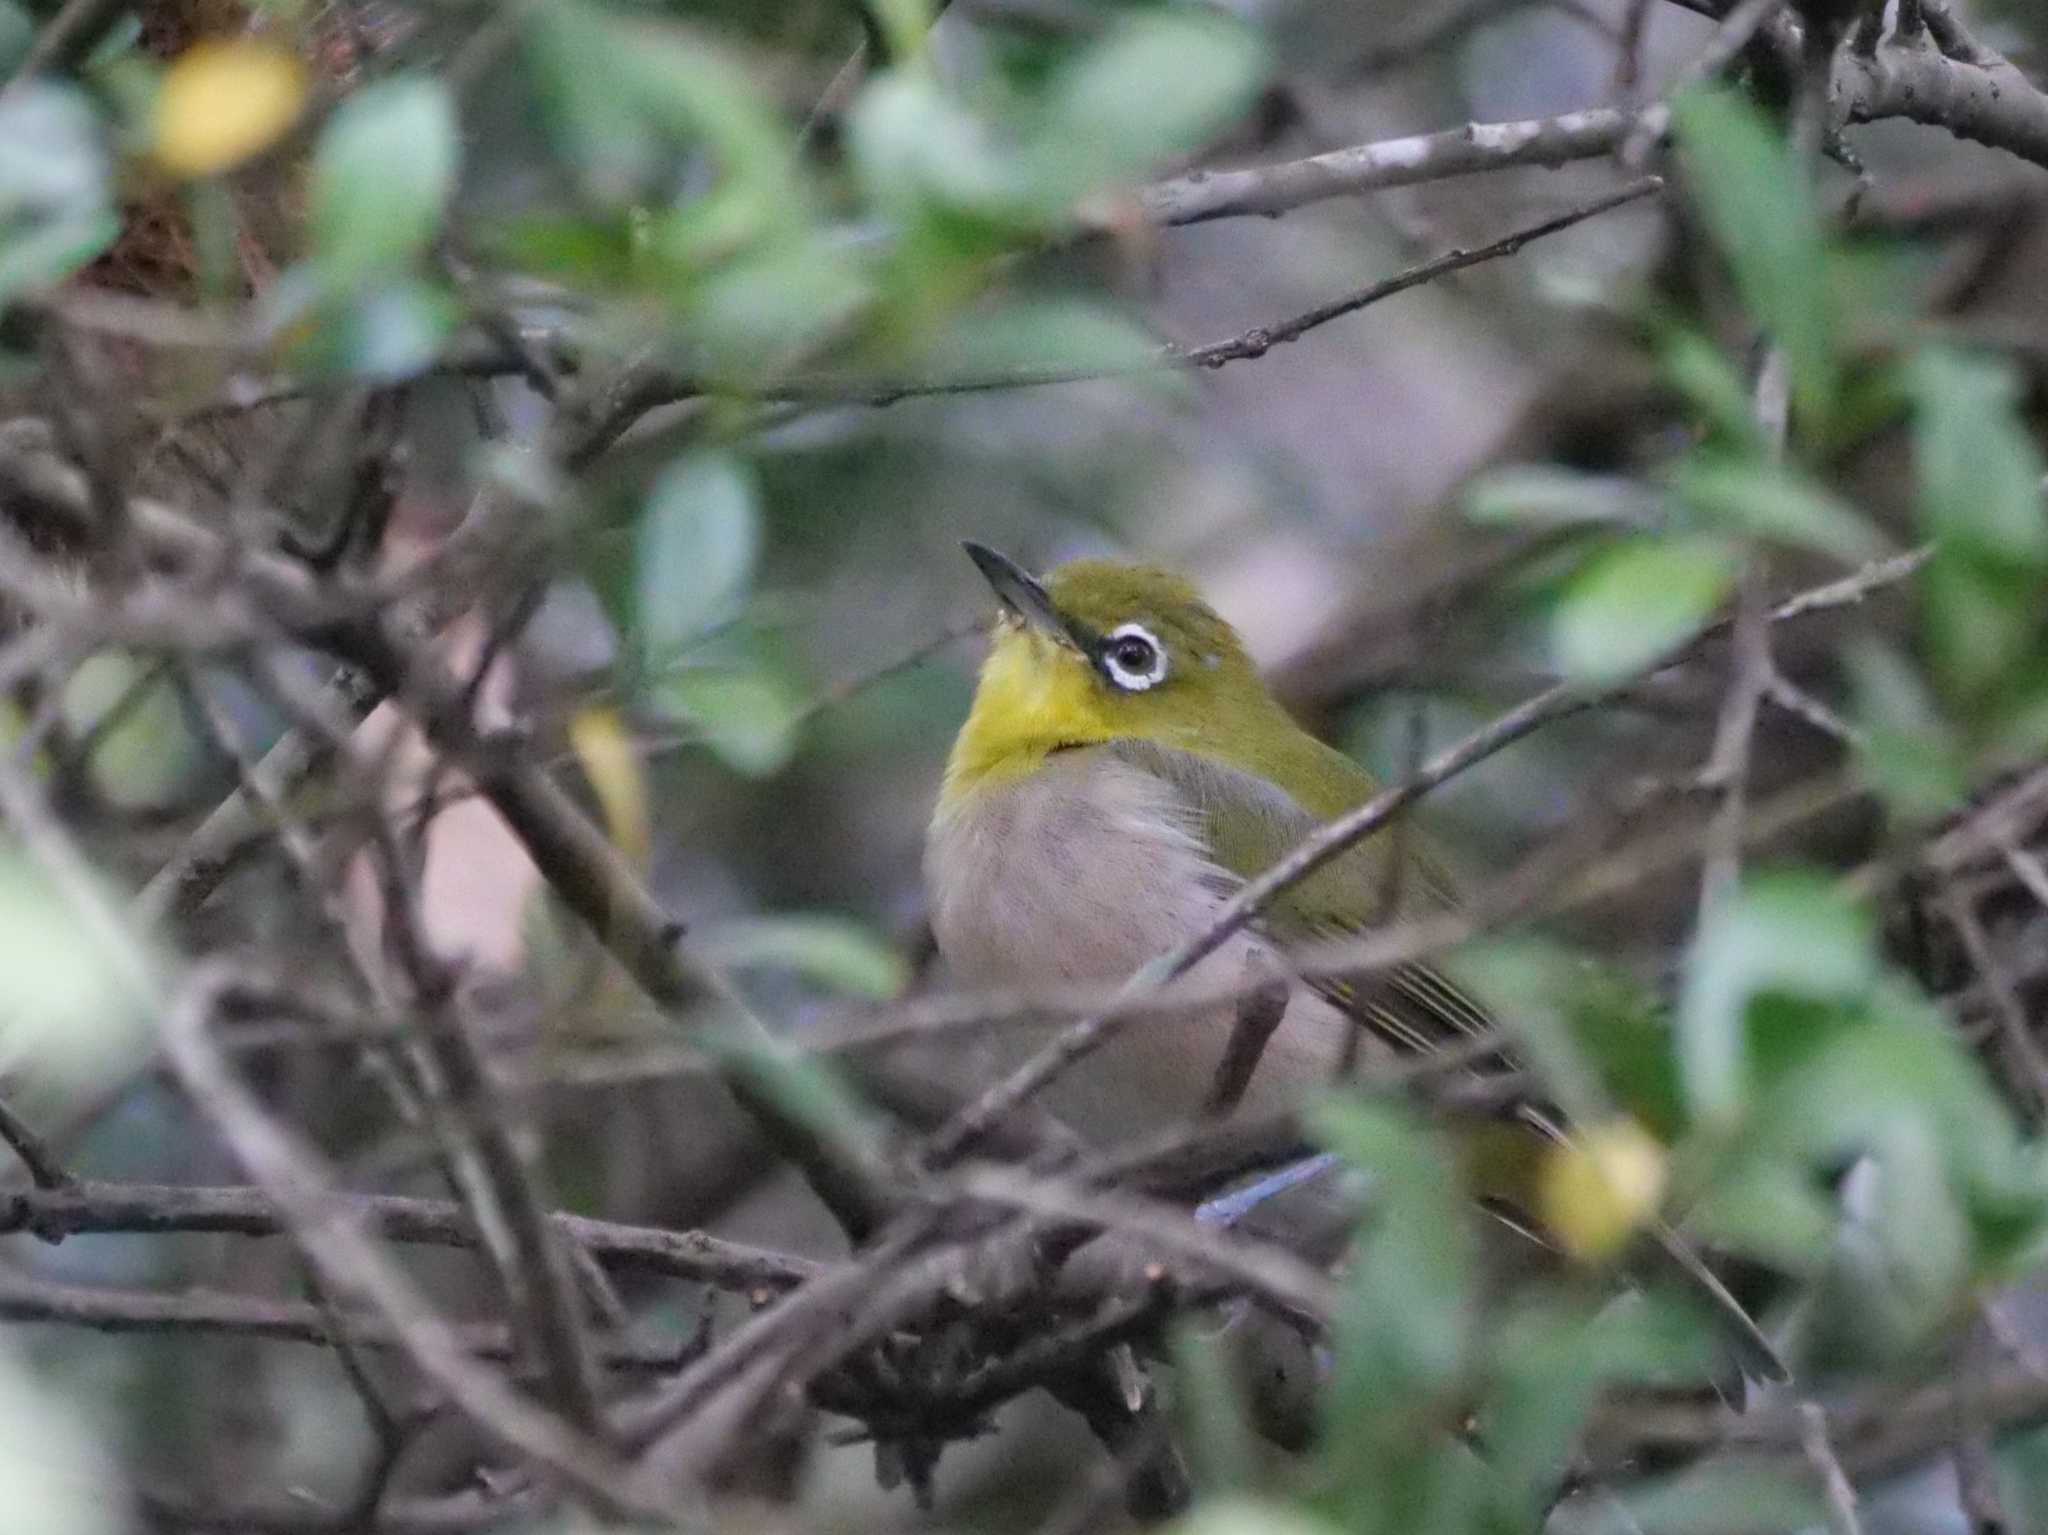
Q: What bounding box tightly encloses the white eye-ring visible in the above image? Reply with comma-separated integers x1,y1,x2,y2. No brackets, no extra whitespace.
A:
1100,622,1169,692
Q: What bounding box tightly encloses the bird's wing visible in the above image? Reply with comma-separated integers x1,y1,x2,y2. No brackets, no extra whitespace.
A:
1105,739,1492,1055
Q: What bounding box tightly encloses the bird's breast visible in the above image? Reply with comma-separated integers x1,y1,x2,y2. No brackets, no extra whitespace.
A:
922,747,1345,1139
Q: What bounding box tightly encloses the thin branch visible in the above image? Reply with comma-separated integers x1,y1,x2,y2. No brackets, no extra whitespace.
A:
948,1165,1342,1324
1943,888,2048,1120
1139,106,1638,226
0,1266,690,1372
1801,1402,1866,1535
0,1177,817,1293
0,1093,71,1189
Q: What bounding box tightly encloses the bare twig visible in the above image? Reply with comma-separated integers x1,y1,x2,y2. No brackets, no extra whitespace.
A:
1801,1403,1866,1535
0,1265,689,1372
0,1177,817,1292
0,1093,71,1189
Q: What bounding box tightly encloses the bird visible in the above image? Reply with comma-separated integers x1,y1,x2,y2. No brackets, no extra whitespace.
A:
924,542,1488,1147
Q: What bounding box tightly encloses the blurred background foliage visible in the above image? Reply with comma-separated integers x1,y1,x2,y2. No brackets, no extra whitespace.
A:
0,0,2046,1532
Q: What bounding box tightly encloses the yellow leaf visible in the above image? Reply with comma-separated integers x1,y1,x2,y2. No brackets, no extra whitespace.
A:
1537,1118,1668,1263
154,40,308,179
568,705,651,871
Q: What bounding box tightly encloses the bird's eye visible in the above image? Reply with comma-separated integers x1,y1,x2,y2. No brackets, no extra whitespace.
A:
1100,623,1168,692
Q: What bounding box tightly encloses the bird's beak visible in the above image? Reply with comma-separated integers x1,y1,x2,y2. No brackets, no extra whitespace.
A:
962,542,1078,646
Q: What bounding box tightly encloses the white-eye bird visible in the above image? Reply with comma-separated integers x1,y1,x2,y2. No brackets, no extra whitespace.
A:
925,543,1486,1145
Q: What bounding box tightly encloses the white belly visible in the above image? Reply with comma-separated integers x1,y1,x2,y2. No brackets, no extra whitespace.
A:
923,749,1348,1143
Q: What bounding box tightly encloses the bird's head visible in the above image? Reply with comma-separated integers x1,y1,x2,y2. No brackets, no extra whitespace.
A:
942,542,1279,798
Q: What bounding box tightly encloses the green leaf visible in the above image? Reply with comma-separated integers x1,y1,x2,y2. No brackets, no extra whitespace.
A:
907,296,1166,387
1677,871,1874,1126
1907,349,2048,568
847,72,1024,226
310,75,458,279
683,235,874,379
1448,941,1610,1126
1031,10,1266,200
1169,1499,1344,1535
1924,552,2035,699
1551,535,1737,684
321,279,459,380
1464,467,1655,530
652,665,802,777
60,652,193,811
1486,1294,1715,1527
0,5,32,78
635,452,761,657
1684,1161,1837,1272
697,915,906,999
1656,328,1763,452
1312,1100,1474,1428
0,1337,129,1535
697,1023,891,1187
0,855,155,1099
1168,1323,1258,1496
1673,458,1884,563
524,2,802,257
1847,639,1968,817
0,82,116,304
1670,86,1837,430
865,0,934,64
1553,1461,1822,1535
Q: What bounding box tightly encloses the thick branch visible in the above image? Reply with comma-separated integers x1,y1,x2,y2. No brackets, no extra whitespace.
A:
1839,42,2048,170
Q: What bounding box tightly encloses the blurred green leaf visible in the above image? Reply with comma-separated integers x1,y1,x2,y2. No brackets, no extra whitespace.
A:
1656,328,1763,452
1450,941,1610,1126
1551,535,1736,684
321,279,460,380
636,452,761,657
1908,349,2048,568
0,4,31,77
60,652,193,811
1552,1460,1822,1535
1670,87,1836,430
1847,639,1969,817
697,914,906,999
310,75,458,280
0,855,154,1099
1031,10,1266,200
1810,1117,1968,1361
1672,457,1884,563
699,1023,891,1185
1312,1099,1474,1480
1923,552,2035,699
525,1,802,260
0,1337,129,1535
848,72,1024,226
1168,1499,1344,1535
1486,1294,1715,1527
866,0,934,64
653,665,802,776
1684,1160,1837,1272
0,82,117,304
908,296,1165,386
1170,1323,1258,1497
685,236,873,378
1677,871,1874,1126
1464,467,1654,530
